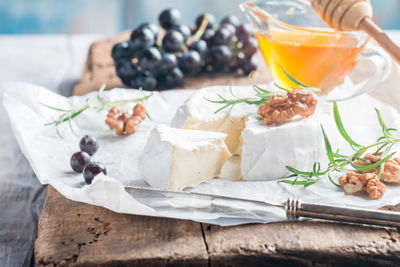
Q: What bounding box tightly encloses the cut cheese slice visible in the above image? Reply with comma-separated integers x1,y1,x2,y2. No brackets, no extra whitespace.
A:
171,85,257,154
139,124,231,191
241,102,336,180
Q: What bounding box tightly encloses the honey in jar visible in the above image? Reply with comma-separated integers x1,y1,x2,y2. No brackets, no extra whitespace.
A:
255,28,366,93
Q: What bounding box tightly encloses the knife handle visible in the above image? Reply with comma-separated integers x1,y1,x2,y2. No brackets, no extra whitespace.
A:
285,198,400,227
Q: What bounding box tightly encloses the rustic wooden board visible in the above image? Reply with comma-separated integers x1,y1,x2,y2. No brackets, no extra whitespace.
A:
35,33,400,266
36,187,400,266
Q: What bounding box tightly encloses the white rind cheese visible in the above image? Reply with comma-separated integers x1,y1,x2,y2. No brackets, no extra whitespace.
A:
241,102,334,180
171,85,257,154
139,125,231,191
170,85,338,182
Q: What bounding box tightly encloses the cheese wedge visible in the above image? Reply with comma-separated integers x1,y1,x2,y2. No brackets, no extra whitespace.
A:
171,85,257,154
241,103,334,180
139,125,231,191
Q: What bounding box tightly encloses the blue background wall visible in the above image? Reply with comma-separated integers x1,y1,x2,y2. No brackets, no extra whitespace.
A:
1,0,399,34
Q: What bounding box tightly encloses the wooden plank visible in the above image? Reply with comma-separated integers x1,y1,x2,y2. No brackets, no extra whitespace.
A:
35,186,208,266
203,222,400,266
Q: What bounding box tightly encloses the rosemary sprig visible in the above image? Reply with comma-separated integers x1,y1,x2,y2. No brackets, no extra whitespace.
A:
205,71,319,115
43,84,153,137
281,102,400,187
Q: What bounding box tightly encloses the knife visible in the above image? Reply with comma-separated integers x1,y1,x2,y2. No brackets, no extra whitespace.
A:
125,185,400,227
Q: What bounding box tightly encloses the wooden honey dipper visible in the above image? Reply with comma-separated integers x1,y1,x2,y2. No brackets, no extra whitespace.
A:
311,0,400,64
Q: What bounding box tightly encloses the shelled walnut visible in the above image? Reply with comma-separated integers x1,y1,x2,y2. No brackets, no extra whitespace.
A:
354,152,400,183
105,104,146,135
338,171,386,199
258,90,318,125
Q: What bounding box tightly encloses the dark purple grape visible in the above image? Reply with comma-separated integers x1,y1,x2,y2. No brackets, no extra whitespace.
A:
195,13,216,29
80,135,99,156
189,25,197,35
138,23,159,36
138,47,161,71
212,27,233,45
221,15,241,28
220,23,236,36
131,71,157,91
173,24,191,42
179,50,202,74
70,151,91,173
130,27,155,51
111,41,134,61
83,162,107,184
188,40,208,60
137,23,159,41
211,45,232,70
236,24,252,42
241,56,258,75
242,37,258,57
158,53,177,75
116,60,137,85
201,28,215,44
162,30,184,52
159,8,181,30
164,67,184,88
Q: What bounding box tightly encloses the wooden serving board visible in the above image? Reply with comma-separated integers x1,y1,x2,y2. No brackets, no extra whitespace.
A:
35,33,400,266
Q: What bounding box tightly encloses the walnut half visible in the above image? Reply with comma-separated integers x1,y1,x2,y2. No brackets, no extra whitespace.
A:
258,89,318,125
338,171,386,200
354,152,400,183
105,104,146,135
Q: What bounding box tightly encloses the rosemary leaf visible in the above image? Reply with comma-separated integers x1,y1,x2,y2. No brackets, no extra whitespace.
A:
333,101,362,149
350,152,395,172
321,125,335,165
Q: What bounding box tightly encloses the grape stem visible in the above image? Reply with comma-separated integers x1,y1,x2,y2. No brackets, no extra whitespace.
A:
186,15,208,46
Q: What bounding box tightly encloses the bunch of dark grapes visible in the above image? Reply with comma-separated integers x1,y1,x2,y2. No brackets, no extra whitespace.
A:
112,9,258,91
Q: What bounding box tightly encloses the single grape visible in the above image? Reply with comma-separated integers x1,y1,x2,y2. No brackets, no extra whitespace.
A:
212,27,233,45
221,15,241,28
195,13,216,29
236,24,252,42
242,37,258,57
138,47,161,71
79,135,99,156
131,71,157,91
115,60,137,85
189,25,197,35
137,23,159,36
179,50,202,74
137,23,159,41
158,53,177,75
164,67,184,88
201,28,215,44
111,41,134,61
83,162,107,184
159,8,181,30
130,27,155,51
162,30,184,52
220,23,236,36
188,40,208,61
211,45,232,70
70,151,91,173
241,55,258,75
173,24,191,42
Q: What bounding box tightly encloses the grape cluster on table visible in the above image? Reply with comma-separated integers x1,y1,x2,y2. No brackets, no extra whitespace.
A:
112,8,258,91
70,135,107,184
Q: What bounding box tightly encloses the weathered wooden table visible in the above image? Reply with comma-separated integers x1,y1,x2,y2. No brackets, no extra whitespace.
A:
34,32,400,266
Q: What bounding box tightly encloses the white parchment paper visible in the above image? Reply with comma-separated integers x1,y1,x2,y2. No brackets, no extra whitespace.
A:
3,81,400,226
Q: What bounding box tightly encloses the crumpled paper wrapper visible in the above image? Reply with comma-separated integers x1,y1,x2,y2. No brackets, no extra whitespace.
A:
3,79,400,226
